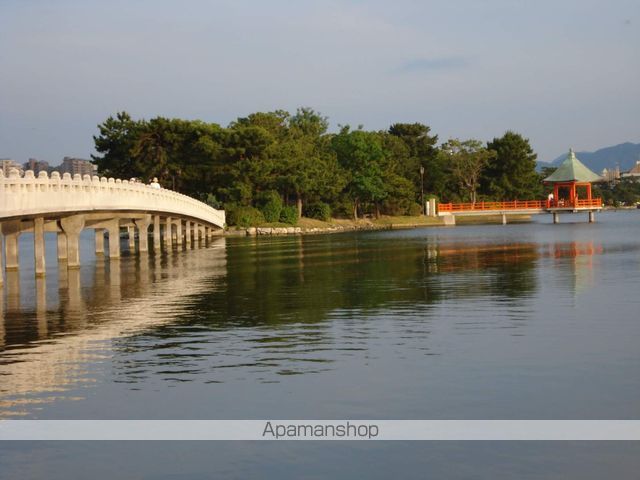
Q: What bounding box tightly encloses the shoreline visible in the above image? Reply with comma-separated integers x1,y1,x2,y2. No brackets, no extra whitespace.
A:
224,216,445,236
223,214,532,237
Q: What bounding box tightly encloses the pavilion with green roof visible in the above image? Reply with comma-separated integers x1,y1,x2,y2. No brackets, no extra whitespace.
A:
544,148,602,209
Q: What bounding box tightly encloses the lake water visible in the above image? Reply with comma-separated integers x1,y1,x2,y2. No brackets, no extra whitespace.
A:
1,211,639,479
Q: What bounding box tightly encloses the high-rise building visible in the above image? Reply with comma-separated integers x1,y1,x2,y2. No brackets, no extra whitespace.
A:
24,158,50,175
57,157,97,177
0,158,24,176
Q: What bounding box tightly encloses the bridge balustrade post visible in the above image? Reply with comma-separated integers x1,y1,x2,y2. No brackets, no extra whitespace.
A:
153,216,161,251
134,216,151,252
60,215,85,269
34,217,46,277
1,220,22,271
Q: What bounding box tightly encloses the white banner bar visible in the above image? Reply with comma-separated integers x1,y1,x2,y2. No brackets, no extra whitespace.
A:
1,420,639,441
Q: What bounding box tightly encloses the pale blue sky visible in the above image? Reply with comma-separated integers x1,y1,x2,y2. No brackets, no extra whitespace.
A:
1,0,638,164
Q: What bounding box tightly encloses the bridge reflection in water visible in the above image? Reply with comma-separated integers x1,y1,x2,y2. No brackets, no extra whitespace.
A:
0,233,608,418
0,238,226,417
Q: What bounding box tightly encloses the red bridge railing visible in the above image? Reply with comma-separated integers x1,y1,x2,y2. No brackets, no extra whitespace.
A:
438,200,545,212
438,198,602,212
574,198,603,208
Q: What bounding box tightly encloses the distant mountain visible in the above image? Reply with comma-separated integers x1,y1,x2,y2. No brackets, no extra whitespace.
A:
540,142,640,174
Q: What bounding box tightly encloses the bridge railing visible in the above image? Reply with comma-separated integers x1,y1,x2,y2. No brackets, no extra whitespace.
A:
575,198,603,208
438,200,545,212
438,198,603,213
0,169,225,228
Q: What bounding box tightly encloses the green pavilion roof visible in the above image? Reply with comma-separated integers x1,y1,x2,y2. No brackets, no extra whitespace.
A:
544,149,602,183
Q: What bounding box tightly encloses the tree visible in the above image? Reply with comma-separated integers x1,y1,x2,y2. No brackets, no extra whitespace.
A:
388,123,440,199
332,127,387,219
217,122,275,205
130,117,174,186
441,139,495,203
482,131,541,200
92,112,142,178
281,108,331,216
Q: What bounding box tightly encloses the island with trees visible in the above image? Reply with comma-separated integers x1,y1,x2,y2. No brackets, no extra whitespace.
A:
92,108,631,229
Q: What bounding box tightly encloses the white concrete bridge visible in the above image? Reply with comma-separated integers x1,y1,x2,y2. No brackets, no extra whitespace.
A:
0,169,226,284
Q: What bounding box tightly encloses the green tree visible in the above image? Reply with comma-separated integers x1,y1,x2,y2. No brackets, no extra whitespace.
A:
332,127,387,219
482,131,541,200
131,117,175,186
217,121,276,205
441,139,496,203
280,108,331,216
388,123,440,200
92,111,143,178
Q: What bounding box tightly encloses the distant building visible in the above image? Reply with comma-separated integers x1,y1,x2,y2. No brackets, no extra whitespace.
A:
0,158,24,176
56,157,97,177
601,166,620,184
621,160,640,179
24,158,50,175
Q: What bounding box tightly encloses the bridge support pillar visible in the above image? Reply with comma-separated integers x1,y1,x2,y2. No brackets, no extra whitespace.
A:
2,220,22,271
501,213,507,225
164,217,172,249
588,211,595,223
94,229,104,255
176,220,183,246
205,226,210,244
60,215,85,269
128,226,136,251
196,224,203,245
553,212,560,224
134,216,151,252
104,219,121,259
153,215,161,251
57,232,68,262
185,221,192,246
442,215,456,226
34,217,46,277
0,234,3,288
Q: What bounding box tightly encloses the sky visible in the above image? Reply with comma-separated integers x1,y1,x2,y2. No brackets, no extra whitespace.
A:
0,0,638,164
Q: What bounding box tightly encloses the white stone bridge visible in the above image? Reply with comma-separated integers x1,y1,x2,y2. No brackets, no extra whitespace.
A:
0,169,225,284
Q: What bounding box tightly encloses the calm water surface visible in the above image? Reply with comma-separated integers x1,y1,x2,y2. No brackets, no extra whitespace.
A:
1,211,639,478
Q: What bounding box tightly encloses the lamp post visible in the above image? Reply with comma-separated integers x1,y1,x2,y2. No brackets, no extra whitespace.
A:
420,165,425,215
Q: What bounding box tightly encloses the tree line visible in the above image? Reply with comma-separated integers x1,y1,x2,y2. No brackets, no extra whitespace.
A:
92,108,542,225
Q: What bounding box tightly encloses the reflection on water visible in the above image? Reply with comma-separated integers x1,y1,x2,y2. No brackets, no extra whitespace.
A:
1,211,640,424
0,239,226,416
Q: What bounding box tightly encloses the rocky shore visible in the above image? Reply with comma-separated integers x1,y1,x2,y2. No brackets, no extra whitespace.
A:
224,218,445,237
